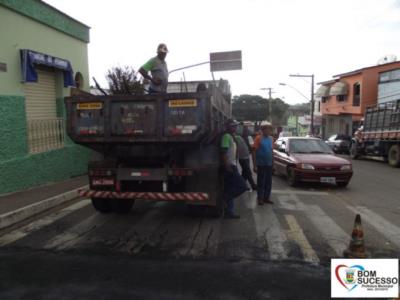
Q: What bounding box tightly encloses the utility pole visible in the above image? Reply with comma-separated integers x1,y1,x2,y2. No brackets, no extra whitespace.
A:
289,74,315,135
260,87,274,122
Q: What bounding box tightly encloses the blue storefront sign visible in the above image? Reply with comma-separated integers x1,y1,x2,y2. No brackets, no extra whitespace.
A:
20,49,75,87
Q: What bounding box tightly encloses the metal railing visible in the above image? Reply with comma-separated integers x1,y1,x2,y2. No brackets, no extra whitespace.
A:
27,118,65,153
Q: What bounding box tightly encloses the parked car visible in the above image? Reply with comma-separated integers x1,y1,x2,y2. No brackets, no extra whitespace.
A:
325,134,351,154
273,137,353,187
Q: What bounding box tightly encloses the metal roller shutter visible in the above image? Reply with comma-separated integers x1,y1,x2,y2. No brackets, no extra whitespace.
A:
24,68,64,153
24,69,57,120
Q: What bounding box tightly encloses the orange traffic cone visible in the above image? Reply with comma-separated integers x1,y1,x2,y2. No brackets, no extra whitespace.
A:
343,214,370,258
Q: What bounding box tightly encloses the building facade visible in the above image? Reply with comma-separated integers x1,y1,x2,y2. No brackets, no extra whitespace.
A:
0,0,92,194
317,61,400,139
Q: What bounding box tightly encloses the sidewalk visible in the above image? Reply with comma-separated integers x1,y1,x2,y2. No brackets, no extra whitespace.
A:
0,176,88,229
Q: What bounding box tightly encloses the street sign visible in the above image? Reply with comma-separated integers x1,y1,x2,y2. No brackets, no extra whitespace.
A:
210,50,242,72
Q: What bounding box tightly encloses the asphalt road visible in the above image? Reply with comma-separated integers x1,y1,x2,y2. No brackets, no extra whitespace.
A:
0,156,399,299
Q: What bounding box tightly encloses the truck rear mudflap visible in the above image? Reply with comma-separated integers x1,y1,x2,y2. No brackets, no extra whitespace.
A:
79,190,209,202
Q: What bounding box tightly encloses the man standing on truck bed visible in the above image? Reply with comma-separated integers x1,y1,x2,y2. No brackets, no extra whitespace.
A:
221,120,248,219
139,43,169,93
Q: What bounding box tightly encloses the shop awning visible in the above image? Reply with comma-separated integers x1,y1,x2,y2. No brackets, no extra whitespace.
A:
20,49,74,87
315,85,330,97
329,81,348,96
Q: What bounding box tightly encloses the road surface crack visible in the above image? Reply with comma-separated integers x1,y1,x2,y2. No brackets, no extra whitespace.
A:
185,218,203,256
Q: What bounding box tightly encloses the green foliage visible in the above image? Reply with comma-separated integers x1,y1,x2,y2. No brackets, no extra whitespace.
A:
288,102,310,116
106,66,144,95
232,94,289,126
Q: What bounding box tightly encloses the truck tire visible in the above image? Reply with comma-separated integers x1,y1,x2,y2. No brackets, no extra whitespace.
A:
350,142,359,159
91,198,112,213
388,144,400,167
111,199,135,214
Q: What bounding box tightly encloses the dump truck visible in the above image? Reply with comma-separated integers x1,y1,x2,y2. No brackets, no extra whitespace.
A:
350,99,400,167
65,81,231,214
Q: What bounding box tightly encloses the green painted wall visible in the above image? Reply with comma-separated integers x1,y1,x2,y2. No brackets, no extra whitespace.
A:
0,5,91,195
0,94,92,194
0,96,28,161
0,0,89,42
0,140,91,194
0,5,89,95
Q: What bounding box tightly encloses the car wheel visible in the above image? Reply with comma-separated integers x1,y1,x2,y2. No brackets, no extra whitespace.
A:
337,181,349,188
286,166,297,187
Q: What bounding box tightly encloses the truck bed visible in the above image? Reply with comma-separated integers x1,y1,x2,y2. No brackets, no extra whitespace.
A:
363,99,400,140
65,89,230,146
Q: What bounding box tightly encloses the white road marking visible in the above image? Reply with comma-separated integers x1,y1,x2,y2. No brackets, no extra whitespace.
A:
0,200,91,247
306,204,349,256
43,213,110,250
277,194,302,211
272,189,329,196
285,214,320,264
346,205,400,249
253,206,288,260
288,193,349,256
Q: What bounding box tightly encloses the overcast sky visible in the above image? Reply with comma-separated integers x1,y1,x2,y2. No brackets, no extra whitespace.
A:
45,0,400,104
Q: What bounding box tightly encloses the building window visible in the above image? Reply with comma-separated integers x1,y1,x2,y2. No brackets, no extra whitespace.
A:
336,95,347,102
321,96,329,103
353,83,361,106
318,101,321,112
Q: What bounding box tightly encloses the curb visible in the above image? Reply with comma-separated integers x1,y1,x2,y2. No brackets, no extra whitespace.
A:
0,185,89,230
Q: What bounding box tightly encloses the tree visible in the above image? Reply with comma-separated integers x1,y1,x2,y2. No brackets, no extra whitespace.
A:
106,66,144,95
288,102,310,116
232,94,289,126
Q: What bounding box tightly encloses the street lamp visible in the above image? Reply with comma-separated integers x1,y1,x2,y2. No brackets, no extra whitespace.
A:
260,87,274,122
286,74,315,135
279,83,310,102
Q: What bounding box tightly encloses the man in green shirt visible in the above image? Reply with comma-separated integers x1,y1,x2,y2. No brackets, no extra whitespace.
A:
139,43,169,93
220,119,248,219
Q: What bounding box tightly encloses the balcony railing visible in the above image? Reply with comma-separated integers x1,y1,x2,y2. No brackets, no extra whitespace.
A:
27,118,65,154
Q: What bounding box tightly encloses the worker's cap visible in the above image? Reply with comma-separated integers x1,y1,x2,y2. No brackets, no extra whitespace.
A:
260,121,272,128
157,43,169,53
226,119,240,127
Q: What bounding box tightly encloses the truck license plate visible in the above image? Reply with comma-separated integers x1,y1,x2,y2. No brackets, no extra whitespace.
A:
77,102,103,110
320,177,336,184
168,99,197,107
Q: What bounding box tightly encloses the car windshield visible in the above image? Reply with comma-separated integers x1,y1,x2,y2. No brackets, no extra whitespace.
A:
289,139,333,154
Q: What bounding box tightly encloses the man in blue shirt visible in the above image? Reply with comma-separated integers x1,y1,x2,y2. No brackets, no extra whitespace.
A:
252,121,274,206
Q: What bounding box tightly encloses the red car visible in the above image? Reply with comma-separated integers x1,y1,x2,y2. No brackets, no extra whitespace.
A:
273,137,353,187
